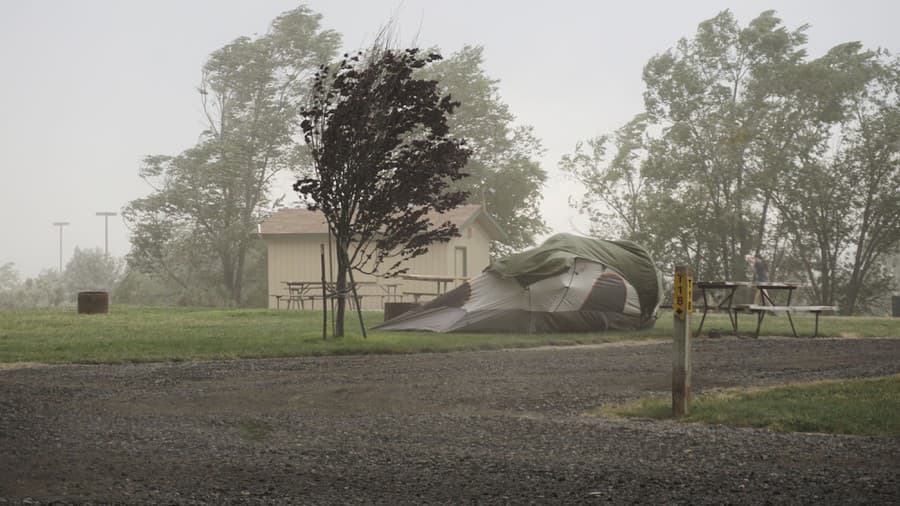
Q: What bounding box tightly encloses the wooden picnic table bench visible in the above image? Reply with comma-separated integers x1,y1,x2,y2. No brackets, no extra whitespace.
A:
694,280,838,338
734,304,838,338
280,281,372,310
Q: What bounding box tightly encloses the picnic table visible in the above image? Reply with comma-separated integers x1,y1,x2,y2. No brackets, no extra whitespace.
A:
373,283,402,305
400,274,469,303
695,281,754,335
696,281,833,337
281,281,322,310
277,281,403,310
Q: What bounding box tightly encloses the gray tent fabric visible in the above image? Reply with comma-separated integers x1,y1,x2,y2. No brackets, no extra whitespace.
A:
376,234,663,333
487,233,662,321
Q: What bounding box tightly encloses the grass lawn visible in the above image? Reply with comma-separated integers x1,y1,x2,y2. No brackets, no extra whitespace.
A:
597,374,900,437
0,305,897,365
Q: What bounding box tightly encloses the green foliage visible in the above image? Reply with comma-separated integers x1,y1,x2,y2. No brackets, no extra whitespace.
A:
123,6,340,307
602,375,900,437
63,247,123,293
563,9,900,314
0,251,124,308
559,115,650,241
0,269,64,308
0,262,19,291
421,46,548,252
771,48,900,313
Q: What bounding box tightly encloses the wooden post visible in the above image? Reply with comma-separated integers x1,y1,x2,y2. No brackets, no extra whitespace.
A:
320,244,327,341
672,265,693,417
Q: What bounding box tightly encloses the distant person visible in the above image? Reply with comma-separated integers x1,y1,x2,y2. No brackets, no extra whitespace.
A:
746,254,769,304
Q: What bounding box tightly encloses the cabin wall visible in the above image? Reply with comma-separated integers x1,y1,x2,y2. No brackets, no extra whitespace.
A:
264,222,494,310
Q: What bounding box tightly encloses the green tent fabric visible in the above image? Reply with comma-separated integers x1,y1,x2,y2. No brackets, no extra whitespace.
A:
488,233,663,320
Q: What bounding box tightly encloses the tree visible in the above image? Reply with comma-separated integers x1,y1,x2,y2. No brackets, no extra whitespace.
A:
559,114,650,242
420,46,547,252
564,10,809,277
0,262,18,292
564,10,900,313
771,45,900,312
0,269,66,308
295,47,470,336
63,247,123,293
0,262,21,308
640,10,809,279
124,6,340,306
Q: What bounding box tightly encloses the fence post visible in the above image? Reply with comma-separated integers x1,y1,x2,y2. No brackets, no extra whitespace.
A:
672,265,693,417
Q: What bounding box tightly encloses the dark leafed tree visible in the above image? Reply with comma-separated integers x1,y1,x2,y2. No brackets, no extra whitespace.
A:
294,48,470,337
124,7,340,306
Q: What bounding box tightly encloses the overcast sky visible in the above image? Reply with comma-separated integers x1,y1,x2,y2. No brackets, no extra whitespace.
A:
1,0,897,277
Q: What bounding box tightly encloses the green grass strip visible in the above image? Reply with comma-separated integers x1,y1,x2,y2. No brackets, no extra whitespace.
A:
0,306,897,365
599,375,900,437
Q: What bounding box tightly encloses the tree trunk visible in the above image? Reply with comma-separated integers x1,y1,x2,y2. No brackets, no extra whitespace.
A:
221,251,236,307
334,248,348,338
234,244,245,307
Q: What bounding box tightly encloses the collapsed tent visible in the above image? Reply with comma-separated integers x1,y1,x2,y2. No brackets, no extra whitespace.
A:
376,233,664,333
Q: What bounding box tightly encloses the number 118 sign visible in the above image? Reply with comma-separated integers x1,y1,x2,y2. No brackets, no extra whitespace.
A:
673,271,693,320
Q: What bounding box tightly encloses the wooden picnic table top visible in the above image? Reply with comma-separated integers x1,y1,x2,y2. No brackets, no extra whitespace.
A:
283,280,378,285
400,274,469,282
753,281,807,289
696,280,806,289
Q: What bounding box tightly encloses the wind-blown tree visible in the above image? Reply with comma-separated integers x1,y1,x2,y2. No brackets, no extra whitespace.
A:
420,46,547,252
564,10,809,279
559,114,651,244
295,48,470,336
124,6,340,306
771,45,900,312
564,10,900,313
639,10,809,280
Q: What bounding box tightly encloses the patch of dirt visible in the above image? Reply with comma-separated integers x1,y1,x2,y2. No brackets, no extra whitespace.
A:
1,338,899,504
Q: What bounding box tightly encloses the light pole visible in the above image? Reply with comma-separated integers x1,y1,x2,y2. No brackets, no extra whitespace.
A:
52,222,70,273
95,211,117,255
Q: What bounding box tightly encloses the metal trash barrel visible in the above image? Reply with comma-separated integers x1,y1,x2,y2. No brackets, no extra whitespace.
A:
383,302,419,321
893,295,900,317
77,291,109,314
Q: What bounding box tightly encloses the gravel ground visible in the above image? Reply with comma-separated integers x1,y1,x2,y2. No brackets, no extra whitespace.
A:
1,337,899,505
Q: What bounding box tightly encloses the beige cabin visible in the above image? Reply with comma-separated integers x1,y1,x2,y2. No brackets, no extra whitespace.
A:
260,205,506,309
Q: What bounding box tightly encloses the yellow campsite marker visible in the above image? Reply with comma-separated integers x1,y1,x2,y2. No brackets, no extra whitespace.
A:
674,271,686,319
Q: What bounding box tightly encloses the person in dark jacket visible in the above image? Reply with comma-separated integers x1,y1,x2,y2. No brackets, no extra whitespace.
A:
746,254,769,304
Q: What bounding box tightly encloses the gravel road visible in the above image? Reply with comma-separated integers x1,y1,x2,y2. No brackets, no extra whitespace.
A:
1,337,899,504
